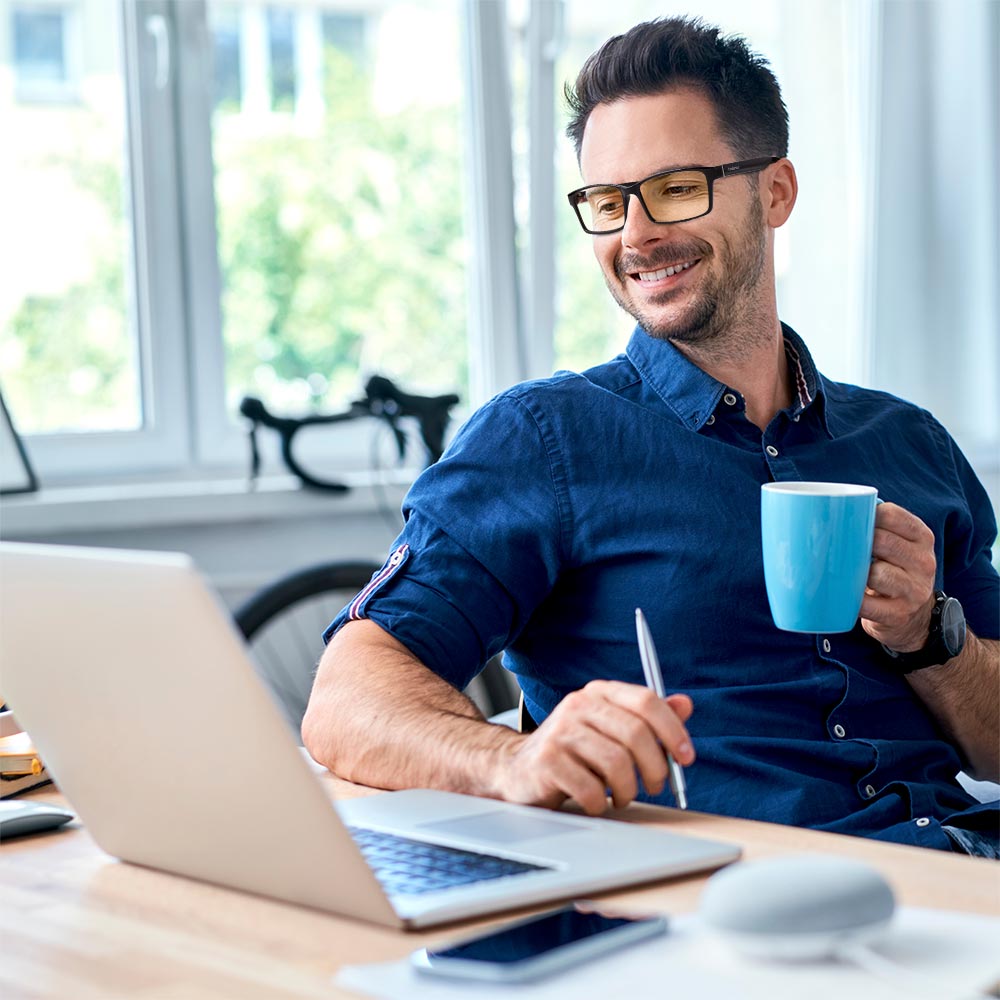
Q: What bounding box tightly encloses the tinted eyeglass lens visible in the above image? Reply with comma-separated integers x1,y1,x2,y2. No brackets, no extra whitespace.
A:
640,170,710,222
576,169,711,232
578,186,627,231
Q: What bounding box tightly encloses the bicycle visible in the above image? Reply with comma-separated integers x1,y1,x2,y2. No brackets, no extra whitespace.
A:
233,376,521,728
238,374,460,493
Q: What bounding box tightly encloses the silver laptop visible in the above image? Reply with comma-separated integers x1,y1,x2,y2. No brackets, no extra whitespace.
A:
0,542,739,929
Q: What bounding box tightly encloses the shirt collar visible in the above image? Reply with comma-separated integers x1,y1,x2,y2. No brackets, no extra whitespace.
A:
624,322,830,435
782,324,830,436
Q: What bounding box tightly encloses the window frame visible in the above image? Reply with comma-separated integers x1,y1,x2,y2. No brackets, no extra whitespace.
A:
11,0,193,484
13,0,520,485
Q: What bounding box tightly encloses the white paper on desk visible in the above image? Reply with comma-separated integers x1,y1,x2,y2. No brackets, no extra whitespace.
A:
336,908,1000,1000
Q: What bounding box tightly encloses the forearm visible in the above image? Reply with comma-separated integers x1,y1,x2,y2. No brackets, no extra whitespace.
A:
905,632,1000,781
301,619,520,796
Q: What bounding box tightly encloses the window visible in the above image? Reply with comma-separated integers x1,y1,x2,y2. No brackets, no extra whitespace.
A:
1,2,198,480
266,6,295,110
11,3,78,101
1,1,473,482
207,1,470,468
322,11,365,66
0,0,995,509
13,7,66,79
2,3,141,440
210,6,241,110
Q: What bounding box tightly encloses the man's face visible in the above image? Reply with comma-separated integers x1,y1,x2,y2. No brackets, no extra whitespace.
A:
579,88,770,346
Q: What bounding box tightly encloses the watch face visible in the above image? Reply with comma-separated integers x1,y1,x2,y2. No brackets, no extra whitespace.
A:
940,597,967,657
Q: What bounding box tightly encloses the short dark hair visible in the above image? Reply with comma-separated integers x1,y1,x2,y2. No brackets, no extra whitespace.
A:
565,17,788,163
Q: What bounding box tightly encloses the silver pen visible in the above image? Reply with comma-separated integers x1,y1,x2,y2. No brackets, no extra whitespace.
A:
634,608,688,810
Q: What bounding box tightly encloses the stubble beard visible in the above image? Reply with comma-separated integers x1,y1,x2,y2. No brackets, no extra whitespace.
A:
606,196,769,359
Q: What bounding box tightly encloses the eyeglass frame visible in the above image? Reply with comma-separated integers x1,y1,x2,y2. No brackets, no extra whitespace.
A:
566,156,781,235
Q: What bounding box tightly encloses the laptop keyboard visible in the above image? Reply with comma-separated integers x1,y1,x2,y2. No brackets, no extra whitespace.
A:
347,826,550,896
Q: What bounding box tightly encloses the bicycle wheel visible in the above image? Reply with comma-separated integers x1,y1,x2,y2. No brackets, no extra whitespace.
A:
234,561,380,733
234,559,521,734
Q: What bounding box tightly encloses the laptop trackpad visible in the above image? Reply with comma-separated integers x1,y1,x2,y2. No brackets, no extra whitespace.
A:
417,810,584,844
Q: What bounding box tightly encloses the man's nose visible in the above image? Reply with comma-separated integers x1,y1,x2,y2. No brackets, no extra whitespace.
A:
620,193,662,249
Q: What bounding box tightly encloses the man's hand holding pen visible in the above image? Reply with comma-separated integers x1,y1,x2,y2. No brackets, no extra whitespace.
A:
495,678,694,816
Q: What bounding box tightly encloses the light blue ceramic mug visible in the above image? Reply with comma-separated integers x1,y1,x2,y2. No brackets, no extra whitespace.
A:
761,482,879,634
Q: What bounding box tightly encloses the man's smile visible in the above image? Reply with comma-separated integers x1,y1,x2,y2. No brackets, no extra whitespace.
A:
615,239,711,291
634,258,700,284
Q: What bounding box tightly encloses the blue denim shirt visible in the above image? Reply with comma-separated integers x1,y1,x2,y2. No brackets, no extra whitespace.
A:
325,325,999,850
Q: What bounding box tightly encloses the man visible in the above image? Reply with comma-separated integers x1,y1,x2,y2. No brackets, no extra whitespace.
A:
303,18,999,854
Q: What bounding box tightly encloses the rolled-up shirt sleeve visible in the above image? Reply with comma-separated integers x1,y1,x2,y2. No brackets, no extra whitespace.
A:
322,391,571,690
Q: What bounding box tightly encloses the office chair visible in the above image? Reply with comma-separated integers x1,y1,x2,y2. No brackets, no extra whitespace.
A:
490,695,538,732
234,560,520,734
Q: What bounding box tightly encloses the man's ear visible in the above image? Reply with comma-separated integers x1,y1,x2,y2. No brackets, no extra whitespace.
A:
764,158,797,228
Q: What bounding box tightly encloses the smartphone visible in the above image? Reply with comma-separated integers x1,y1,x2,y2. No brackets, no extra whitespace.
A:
410,903,668,983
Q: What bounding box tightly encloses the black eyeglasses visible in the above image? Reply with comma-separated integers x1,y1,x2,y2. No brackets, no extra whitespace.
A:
567,156,780,235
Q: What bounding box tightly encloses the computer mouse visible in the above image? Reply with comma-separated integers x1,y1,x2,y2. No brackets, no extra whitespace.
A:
0,800,74,840
698,854,896,960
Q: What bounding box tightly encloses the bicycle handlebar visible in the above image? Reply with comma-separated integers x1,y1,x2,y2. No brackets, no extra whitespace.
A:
239,375,460,492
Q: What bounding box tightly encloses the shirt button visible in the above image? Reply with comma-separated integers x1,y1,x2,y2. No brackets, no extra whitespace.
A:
705,414,716,426
915,817,931,828
822,639,832,654
723,392,737,406
765,445,779,457
833,724,846,738
864,784,877,798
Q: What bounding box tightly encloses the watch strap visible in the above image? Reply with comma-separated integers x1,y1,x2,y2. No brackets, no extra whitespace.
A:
880,591,965,673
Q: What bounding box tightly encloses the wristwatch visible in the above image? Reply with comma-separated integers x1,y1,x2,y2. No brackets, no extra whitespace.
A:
881,591,967,673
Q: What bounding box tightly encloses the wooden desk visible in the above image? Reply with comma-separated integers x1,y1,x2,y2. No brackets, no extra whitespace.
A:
3,777,998,1000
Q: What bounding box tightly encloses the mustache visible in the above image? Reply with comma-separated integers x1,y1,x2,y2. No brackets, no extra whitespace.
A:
615,240,711,280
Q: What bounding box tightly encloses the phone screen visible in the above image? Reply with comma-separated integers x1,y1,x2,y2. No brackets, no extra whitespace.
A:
425,906,650,965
